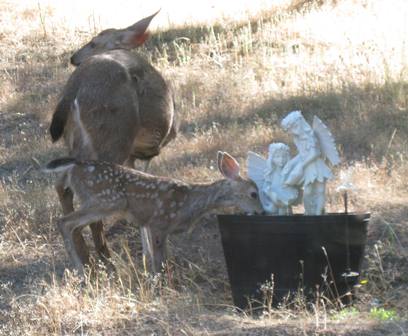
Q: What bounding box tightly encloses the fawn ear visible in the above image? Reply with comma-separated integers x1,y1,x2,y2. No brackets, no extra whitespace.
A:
218,151,241,180
121,10,160,47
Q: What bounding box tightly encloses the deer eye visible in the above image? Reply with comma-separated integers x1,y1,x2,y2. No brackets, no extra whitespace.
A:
250,191,258,199
89,41,96,48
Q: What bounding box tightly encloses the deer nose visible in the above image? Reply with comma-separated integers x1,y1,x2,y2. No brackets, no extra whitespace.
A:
70,55,78,66
70,53,81,66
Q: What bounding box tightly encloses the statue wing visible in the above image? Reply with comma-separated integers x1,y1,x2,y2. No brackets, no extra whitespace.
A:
312,116,341,166
247,151,267,191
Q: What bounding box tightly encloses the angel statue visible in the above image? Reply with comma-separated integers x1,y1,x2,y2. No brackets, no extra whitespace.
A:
248,143,299,215
280,110,340,215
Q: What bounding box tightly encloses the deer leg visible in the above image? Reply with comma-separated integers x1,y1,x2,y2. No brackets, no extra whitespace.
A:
55,174,90,265
143,159,152,172
141,226,168,273
140,226,152,272
57,207,117,278
123,156,136,169
90,221,115,271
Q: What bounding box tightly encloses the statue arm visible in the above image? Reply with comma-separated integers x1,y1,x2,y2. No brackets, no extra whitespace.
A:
295,134,322,171
283,137,321,186
282,155,300,176
281,155,302,185
300,143,321,168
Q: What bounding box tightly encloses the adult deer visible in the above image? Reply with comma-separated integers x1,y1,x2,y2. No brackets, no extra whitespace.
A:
44,152,263,276
49,11,177,267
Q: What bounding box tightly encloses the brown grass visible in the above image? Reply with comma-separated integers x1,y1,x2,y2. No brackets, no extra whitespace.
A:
1,0,408,334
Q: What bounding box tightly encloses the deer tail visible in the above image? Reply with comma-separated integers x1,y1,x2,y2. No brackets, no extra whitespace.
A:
49,98,70,142
43,157,77,173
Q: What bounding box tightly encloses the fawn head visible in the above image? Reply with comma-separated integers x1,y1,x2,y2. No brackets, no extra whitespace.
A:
217,151,263,214
70,10,159,66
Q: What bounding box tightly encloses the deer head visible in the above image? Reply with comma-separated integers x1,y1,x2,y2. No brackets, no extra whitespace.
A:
70,10,160,66
217,151,263,214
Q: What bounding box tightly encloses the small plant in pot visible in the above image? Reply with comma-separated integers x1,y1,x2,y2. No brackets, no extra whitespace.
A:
217,111,370,311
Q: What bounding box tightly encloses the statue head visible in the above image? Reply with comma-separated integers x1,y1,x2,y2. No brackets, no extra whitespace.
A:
281,110,311,136
268,143,291,168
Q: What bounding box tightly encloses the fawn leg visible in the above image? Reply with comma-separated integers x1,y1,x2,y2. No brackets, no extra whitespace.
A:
122,158,148,266
141,226,167,273
55,174,90,265
143,159,152,172
57,207,118,277
90,221,115,271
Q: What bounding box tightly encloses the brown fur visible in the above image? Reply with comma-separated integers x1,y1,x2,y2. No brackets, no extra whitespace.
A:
49,11,177,267
46,152,263,275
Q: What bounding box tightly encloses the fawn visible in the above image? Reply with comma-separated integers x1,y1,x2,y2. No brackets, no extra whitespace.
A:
44,152,263,276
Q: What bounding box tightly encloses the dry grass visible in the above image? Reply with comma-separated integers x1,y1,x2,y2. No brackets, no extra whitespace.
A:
1,0,408,334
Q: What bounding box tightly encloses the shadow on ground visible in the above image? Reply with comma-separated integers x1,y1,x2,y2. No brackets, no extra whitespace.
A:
178,81,408,162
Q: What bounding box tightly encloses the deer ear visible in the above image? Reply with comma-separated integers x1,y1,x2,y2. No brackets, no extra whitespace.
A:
217,151,224,173
121,10,160,47
218,151,241,180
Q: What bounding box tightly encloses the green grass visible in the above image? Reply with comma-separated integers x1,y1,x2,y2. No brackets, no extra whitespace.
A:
370,307,399,322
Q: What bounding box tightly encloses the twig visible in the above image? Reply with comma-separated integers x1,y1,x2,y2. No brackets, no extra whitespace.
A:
37,1,47,39
9,226,26,252
321,246,342,309
385,128,397,156
380,219,408,259
21,165,33,177
31,157,41,169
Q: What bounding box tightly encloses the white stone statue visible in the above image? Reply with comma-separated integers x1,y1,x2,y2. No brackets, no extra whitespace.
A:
281,110,340,215
247,143,299,215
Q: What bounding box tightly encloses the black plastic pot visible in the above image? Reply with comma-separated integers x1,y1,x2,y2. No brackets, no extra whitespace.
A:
217,213,370,310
